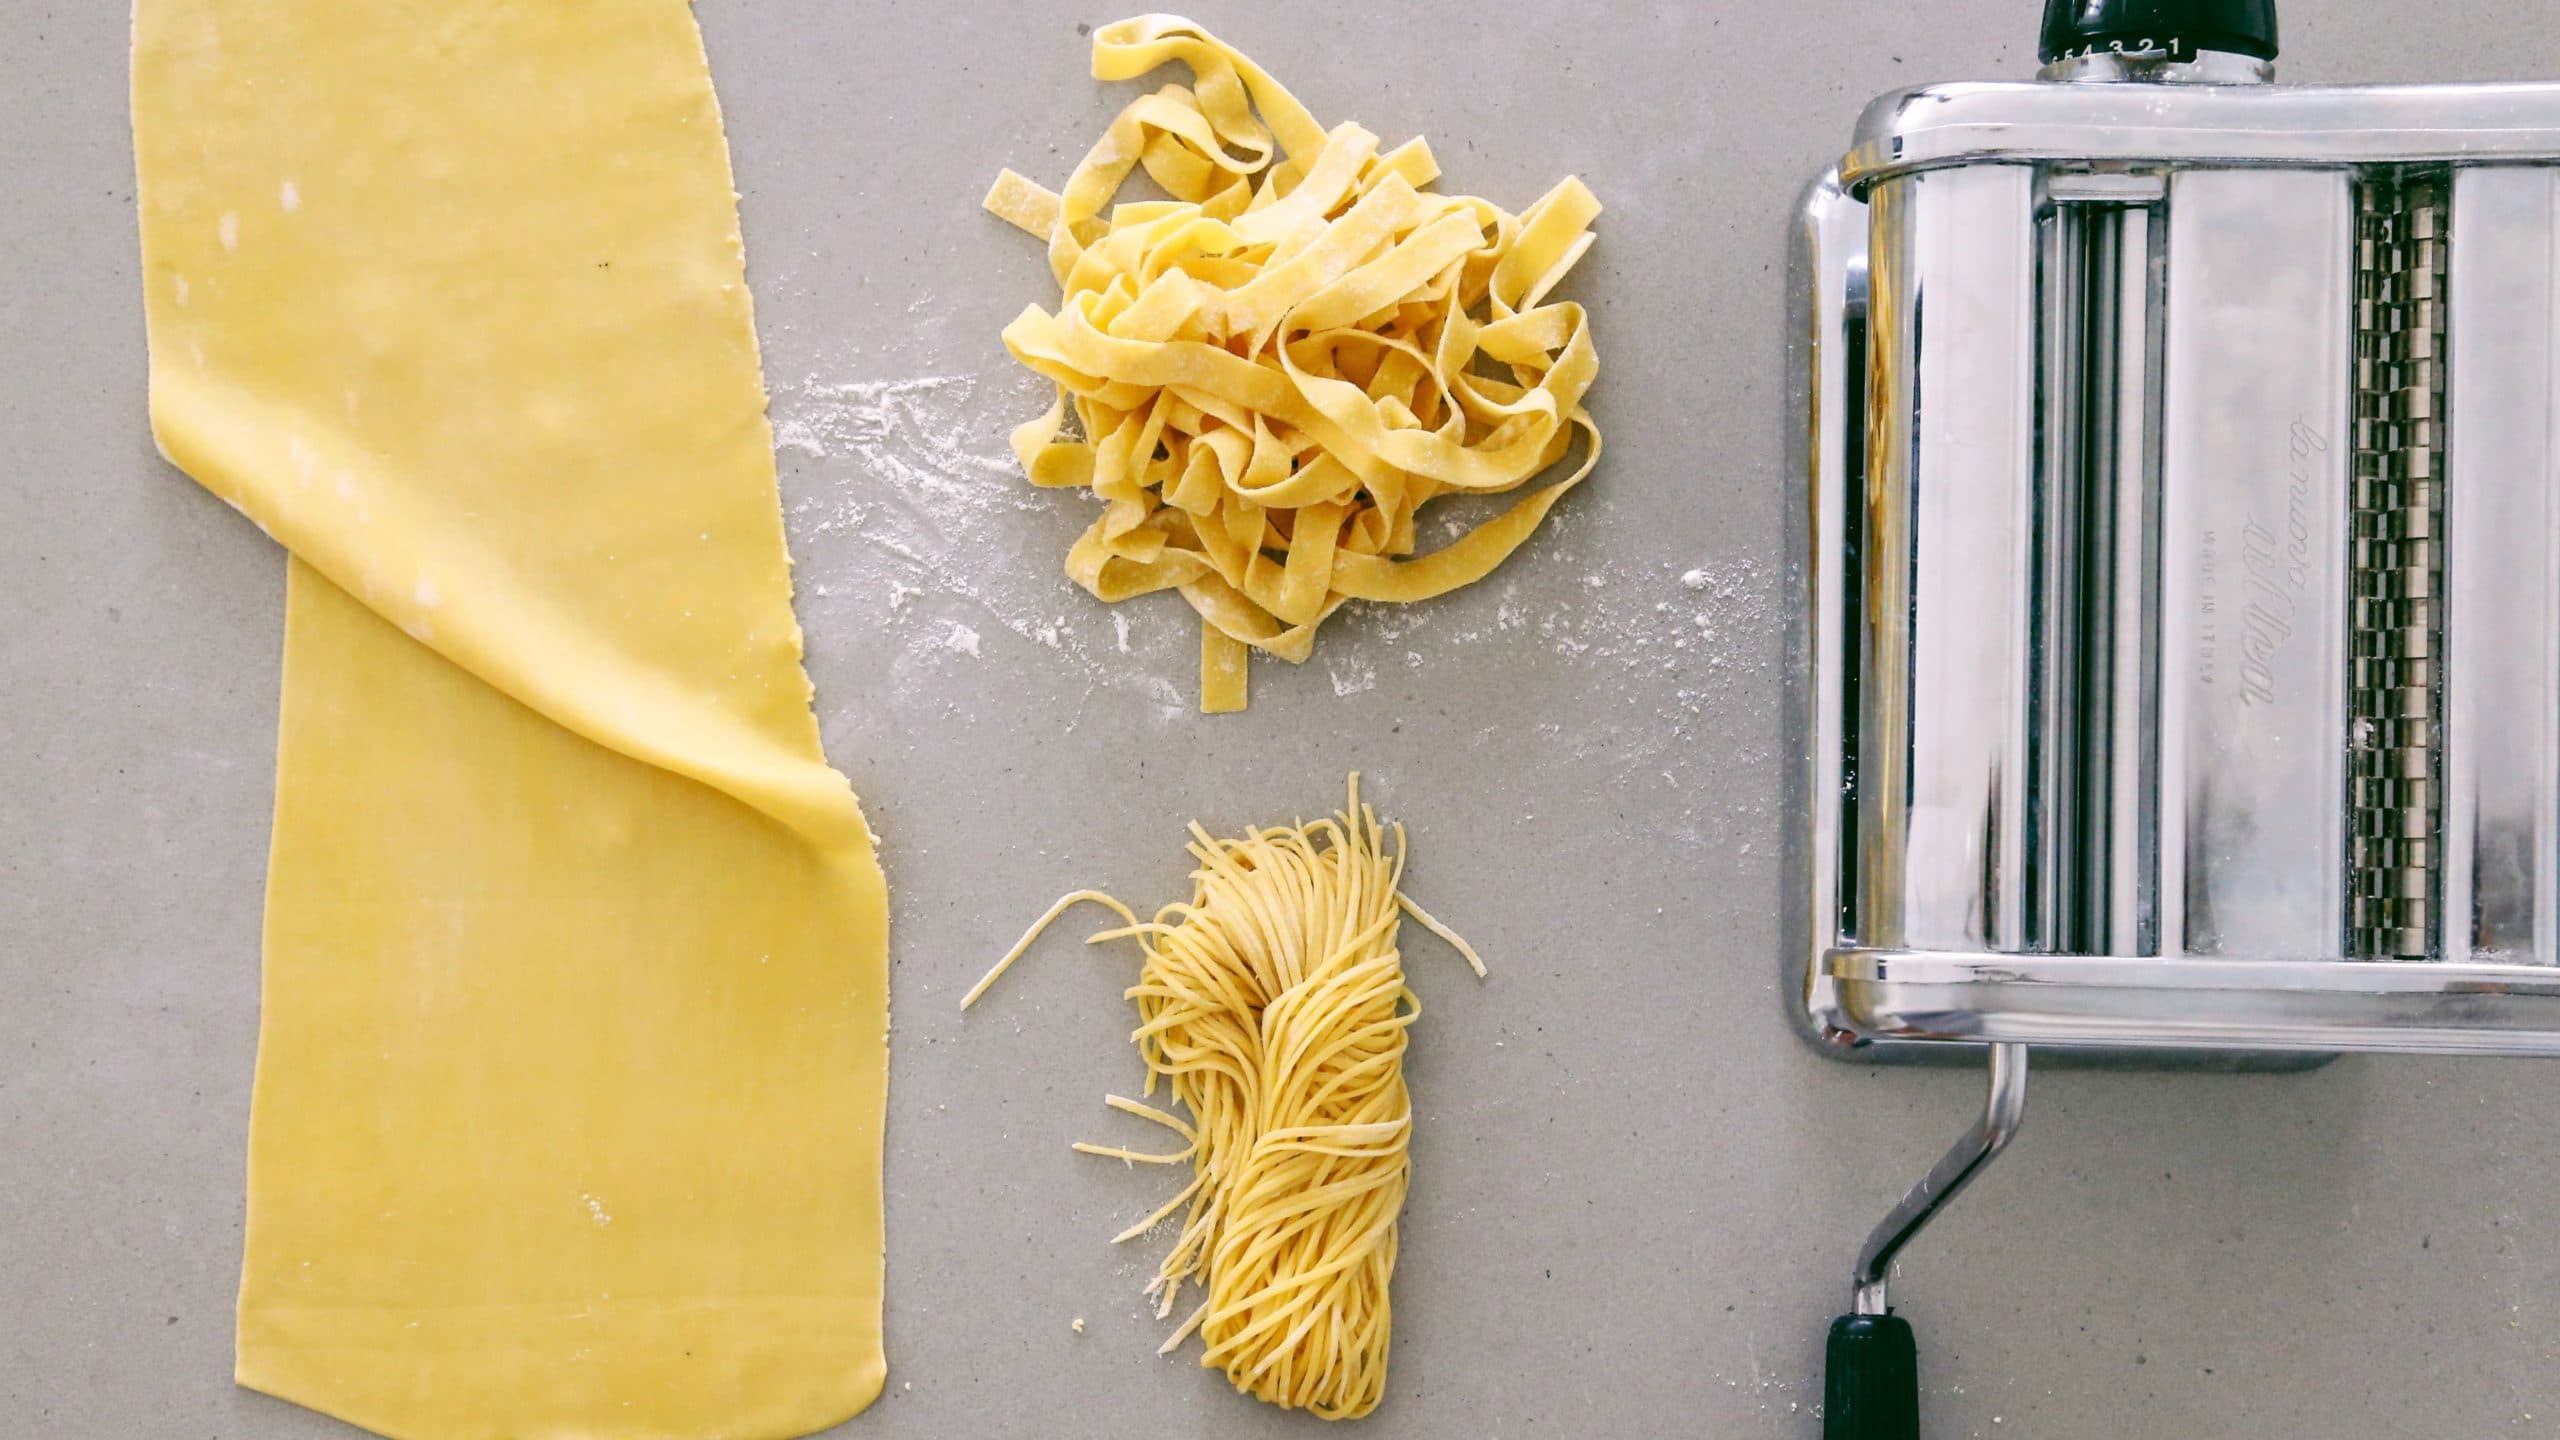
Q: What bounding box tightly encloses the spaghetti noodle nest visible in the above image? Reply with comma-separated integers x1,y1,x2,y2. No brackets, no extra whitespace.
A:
985,14,1603,712
965,778,1484,1418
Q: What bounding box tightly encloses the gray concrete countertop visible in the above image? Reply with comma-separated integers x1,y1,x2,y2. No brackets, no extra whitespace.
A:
9,1,2560,1435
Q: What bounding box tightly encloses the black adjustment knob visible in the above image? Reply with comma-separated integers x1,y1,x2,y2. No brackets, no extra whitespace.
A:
2037,0,2279,63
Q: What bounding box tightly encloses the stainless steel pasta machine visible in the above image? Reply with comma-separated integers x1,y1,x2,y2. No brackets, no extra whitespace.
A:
1788,0,2560,1432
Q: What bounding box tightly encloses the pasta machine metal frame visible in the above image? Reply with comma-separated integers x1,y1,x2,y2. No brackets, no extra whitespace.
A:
1787,1,2560,1433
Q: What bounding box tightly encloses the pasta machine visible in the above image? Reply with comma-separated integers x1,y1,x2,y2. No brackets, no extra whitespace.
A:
1788,0,2560,1432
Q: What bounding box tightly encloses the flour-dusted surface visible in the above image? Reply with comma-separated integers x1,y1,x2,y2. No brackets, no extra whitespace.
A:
773,365,1196,720
768,353,1783,797
13,3,2560,1438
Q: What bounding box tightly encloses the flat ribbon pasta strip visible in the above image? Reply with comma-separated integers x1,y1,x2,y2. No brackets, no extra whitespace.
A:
987,14,1603,712
132,4,888,1437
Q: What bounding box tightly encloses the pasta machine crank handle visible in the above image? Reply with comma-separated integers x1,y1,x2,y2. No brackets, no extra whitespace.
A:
1823,1043,2030,1440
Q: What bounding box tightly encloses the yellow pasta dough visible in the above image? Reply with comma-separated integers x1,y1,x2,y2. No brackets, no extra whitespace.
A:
987,15,1604,712
132,4,887,1437
966,779,1484,1419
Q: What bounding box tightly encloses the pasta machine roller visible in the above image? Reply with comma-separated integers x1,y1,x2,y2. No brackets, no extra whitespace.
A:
1788,0,2560,1432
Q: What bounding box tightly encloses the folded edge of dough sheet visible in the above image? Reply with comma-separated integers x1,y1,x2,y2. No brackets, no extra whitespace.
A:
130,4,889,1436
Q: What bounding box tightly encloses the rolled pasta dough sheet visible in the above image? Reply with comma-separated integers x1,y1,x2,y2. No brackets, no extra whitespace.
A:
131,3,888,1436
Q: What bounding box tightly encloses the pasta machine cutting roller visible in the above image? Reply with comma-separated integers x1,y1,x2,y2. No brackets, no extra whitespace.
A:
1788,0,2560,1432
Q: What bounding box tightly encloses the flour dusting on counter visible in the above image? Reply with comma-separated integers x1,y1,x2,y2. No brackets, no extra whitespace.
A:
772,367,1188,718
1331,542,1780,782
770,364,1775,779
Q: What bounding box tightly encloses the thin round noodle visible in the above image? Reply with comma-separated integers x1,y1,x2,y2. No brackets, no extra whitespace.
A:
964,777,1484,1419
985,14,1603,712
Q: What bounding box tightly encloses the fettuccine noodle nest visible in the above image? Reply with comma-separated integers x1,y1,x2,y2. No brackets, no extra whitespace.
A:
964,778,1485,1419
985,14,1603,712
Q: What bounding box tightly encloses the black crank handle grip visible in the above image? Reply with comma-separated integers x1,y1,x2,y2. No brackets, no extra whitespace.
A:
1823,1311,1920,1440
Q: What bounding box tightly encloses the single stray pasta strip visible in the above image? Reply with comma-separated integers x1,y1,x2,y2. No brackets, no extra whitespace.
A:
965,777,1484,1419
986,14,1603,712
